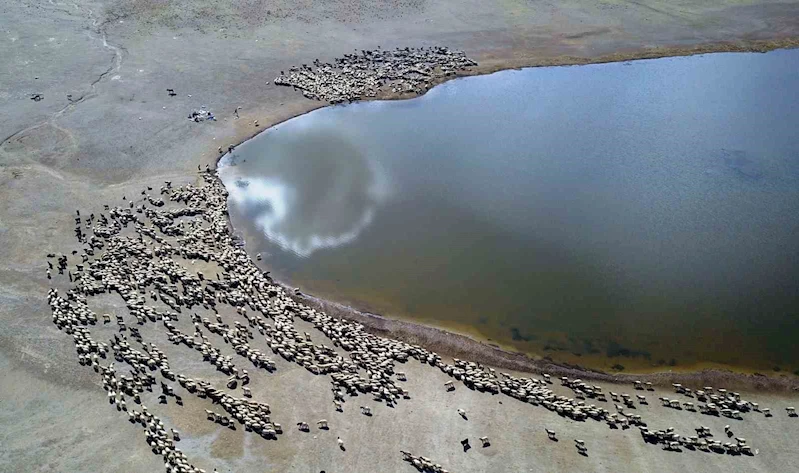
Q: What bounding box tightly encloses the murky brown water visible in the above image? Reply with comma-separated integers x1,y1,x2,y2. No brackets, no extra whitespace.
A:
219,49,799,374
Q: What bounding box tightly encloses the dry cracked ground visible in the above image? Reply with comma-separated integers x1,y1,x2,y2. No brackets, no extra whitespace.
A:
2,0,799,472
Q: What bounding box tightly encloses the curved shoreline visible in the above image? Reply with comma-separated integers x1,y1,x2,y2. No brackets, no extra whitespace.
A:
207,38,799,167
214,38,799,393
289,287,799,394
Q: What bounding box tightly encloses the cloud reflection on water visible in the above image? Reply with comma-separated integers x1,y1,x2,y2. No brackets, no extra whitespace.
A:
220,128,389,257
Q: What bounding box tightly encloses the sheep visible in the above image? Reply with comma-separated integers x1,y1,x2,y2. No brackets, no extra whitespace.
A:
317,419,329,429
444,380,455,391
479,436,490,447
171,429,180,441
297,422,309,431
545,429,557,440
337,437,345,450
460,438,471,450
787,407,797,417
664,441,681,452
360,406,372,416
457,408,467,419
695,426,712,438
396,372,407,381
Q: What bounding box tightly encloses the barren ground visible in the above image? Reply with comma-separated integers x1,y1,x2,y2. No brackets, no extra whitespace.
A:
1,0,799,472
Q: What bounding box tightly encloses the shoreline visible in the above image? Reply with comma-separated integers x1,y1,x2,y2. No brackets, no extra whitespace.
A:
294,287,799,394
213,38,799,393
203,38,799,169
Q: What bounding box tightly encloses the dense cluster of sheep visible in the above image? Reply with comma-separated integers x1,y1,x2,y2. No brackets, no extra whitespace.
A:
46,169,436,471
274,46,477,103
45,165,794,472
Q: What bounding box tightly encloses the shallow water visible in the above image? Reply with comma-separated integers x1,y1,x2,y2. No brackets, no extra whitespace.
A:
219,49,799,373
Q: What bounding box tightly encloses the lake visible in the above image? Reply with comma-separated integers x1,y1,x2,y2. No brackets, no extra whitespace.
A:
218,49,799,374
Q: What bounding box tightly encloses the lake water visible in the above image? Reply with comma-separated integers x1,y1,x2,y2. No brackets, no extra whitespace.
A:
219,49,799,374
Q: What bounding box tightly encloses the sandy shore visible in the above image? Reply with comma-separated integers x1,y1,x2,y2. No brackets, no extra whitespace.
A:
2,0,799,471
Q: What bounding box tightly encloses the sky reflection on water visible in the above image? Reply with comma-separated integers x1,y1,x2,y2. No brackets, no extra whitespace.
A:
219,49,799,372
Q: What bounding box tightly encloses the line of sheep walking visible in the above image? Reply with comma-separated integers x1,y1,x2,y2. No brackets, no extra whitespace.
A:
401,451,452,473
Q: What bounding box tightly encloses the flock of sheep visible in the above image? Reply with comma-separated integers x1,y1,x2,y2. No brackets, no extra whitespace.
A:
45,164,797,472
273,46,478,104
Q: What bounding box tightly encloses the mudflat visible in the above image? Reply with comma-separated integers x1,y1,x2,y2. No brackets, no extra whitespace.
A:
1,1,799,472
